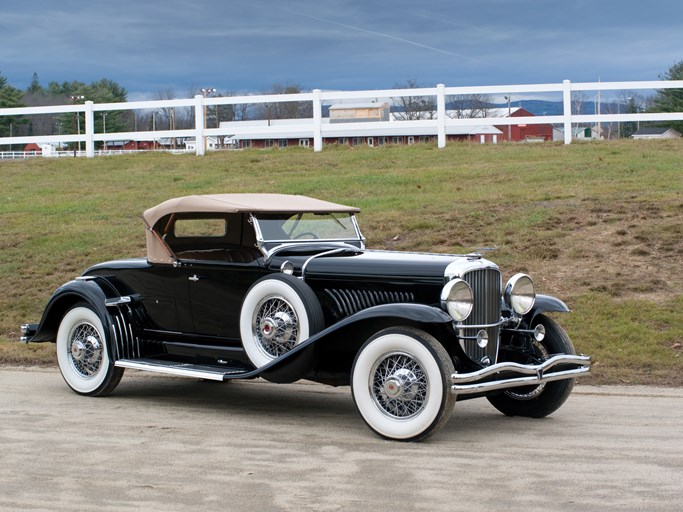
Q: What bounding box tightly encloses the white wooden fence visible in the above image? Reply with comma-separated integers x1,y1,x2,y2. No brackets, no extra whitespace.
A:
1,79,682,157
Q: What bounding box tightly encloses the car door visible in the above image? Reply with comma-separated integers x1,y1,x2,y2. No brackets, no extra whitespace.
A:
185,259,266,339
133,263,195,334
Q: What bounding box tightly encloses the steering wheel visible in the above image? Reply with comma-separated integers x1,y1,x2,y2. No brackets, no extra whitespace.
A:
293,232,319,240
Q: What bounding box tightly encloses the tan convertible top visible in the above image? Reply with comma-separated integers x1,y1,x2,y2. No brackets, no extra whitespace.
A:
143,193,360,228
143,194,361,264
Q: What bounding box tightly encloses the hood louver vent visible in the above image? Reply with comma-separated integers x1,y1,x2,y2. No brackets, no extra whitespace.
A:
325,288,415,318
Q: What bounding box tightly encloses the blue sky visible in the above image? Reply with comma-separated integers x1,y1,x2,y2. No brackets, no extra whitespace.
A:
1,0,681,100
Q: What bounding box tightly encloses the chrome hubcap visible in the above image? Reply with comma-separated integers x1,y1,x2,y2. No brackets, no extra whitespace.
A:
371,352,428,418
68,323,103,378
253,297,299,358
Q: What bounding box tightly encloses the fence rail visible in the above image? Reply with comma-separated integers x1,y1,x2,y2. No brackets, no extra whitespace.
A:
1,79,682,157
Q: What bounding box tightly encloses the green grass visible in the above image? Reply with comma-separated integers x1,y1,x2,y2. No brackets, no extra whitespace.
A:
2,140,682,385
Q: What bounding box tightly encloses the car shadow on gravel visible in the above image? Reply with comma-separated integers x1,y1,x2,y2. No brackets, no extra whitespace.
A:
101,372,552,442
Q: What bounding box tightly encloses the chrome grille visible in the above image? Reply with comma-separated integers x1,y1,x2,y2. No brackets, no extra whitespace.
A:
325,288,415,318
460,268,502,364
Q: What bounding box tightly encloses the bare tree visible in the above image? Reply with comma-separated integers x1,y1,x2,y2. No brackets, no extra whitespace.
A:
572,91,587,115
392,80,436,120
153,88,182,147
254,83,310,120
616,91,647,138
447,93,492,119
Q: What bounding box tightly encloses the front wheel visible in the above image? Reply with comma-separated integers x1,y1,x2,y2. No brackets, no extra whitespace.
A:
487,314,575,418
351,327,455,441
56,304,123,396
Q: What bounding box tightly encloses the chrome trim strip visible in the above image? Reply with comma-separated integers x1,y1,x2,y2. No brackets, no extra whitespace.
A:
301,247,348,280
445,257,500,281
451,354,591,395
455,319,506,330
105,296,132,307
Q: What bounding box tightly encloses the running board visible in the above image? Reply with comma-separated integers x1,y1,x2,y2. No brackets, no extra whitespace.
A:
115,358,249,381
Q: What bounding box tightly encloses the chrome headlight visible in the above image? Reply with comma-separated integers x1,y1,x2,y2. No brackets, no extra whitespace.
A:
441,278,473,322
504,273,536,315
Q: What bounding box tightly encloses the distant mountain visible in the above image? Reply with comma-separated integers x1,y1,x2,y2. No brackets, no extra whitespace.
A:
493,100,621,116
490,100,562,116
364,100,619,117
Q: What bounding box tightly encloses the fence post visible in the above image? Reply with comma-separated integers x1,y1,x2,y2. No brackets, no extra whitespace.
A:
194,94,205,156
85,101,95,157
313,89,322,152
562,80,572,145
436,84,446,148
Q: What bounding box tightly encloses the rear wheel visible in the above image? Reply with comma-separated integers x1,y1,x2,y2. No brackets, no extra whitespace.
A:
56,304,123,396
487,314,575,417
351,327,455,441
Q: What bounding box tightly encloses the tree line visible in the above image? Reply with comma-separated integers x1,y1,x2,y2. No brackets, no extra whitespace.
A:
1,62,682,149
0,74,317,148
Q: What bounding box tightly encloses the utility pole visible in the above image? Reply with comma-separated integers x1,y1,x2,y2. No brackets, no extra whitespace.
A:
70,95,84,156
504,96,512,141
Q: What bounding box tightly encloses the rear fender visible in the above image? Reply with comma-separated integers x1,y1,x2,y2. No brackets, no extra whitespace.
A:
29,278,129,363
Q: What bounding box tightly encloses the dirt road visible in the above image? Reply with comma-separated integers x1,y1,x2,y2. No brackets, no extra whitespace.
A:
1,367,681,512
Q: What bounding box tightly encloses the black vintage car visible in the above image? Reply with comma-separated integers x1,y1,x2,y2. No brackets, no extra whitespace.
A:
22,194,591,441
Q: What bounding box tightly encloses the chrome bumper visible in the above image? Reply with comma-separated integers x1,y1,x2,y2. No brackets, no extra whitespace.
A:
451,354,591,396
20,323,38,344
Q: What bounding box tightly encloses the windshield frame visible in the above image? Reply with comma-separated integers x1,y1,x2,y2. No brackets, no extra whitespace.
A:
251,212,365,256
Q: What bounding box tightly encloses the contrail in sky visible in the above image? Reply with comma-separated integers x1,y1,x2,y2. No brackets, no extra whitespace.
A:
279,7,485,64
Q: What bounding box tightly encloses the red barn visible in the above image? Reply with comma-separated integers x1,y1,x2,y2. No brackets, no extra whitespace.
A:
23,143,42,154
495,107,553,142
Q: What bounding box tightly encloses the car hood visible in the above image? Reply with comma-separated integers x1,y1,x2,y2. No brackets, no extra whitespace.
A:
284,249,494,284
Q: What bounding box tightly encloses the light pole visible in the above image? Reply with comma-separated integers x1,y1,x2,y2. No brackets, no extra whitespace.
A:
70,95,84,156
504,95,511,141
201,88,216,151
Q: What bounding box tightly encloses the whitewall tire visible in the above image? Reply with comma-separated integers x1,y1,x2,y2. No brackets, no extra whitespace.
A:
240,274,324,368
56,305,123,396
351,327,455,441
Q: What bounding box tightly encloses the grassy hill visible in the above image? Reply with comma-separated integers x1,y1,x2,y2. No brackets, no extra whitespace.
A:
1,140,682,385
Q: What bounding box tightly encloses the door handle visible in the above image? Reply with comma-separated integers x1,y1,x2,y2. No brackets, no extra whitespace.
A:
188,274,200,282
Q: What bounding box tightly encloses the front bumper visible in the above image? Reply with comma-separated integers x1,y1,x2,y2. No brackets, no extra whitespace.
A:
451,354,591,396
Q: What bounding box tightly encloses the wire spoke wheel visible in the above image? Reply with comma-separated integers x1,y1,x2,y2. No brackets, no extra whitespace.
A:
351,327,455,441
240,274,324,369
66,321,104,378
371,352,428,419
253,296,299,358
56,304,123,396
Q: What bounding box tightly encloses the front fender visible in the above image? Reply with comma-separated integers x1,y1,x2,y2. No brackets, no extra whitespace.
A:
29,277,122,343
257,303,453,382
526,293,570,324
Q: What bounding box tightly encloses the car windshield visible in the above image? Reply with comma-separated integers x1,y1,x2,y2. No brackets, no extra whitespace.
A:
254,212,359,242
